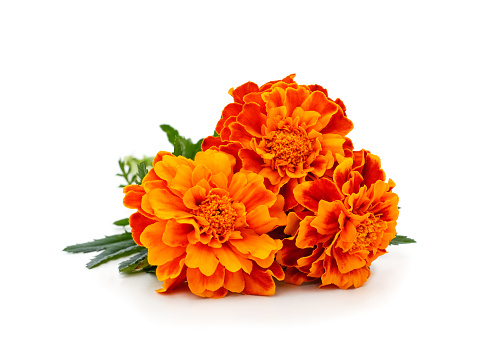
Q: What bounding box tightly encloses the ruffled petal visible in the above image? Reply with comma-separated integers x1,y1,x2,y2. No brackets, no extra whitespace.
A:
129,211,156,246
185,242,220,276
293,178,343,213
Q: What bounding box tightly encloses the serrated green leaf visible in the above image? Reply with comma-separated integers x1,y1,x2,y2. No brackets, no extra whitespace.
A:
113,218,130,227
118,249,151,274
63,232,132,253
160,124,179,146
136,161,149,185
389,235,416,245
86,243,145,269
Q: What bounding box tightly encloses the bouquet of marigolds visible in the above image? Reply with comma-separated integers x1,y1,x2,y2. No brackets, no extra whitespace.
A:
65,74,415,298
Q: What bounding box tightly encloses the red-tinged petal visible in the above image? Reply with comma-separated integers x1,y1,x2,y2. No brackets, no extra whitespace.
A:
201,135,224,151
129,211,156,246
300,91,338,129
267,261,285,281
229,229,279,260
279,177,300,211
320,107,354,136
230,81,259,103
310,200,344,236
361,153,386,187
293,178,343,213
185,242,220,276
242,265,276,296
194,149,235,179
310,155,332,177
142,179,167,193
334,157,353,192
237,103,267,138
246,204,278,234
213,244,243,273
156,253,186,281
285,86,311,116
156,268,187,293
320,257,370,289
296,216,327,248
307,84,328,97
229,122,255,149
263,87,286,110
258,165,284,186
223,270,245,293
148,188,191,219
284,212,301,236
284,267,312,285
163,218,199,247
238,148,264,173
337,218,360,251
276,237,313,267
333,247,367,274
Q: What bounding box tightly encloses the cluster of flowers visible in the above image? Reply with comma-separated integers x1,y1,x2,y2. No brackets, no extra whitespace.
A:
123,74,399,298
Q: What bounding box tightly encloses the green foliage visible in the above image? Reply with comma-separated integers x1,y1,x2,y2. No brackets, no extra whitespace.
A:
118,249,155,274
63,232,146,269
389,235,416,245
113,218,130,227
160,123,204,159
116,156,153,187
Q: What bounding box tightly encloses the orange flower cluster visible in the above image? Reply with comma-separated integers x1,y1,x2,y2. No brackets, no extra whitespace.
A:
124,74,399,297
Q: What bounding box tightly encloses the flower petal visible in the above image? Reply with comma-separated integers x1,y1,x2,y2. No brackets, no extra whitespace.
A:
156,253,186,281
246,204,278,234
293,178,343,213
148,188,191,219
194,149,235,179
236,103,267,138
242,265,276,296
213,244,243,273
223,270,245,293
129,211,156,246
229,229,279,260
163,218,199,247
185,242,219,276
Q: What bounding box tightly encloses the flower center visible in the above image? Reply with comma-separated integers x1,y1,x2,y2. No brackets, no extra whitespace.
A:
267,128,312,168
194,194,238,241
351,214,387,252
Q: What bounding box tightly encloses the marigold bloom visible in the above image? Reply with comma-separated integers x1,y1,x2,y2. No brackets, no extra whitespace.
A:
123,149,286,298
203,74,354,210
276,151,399,289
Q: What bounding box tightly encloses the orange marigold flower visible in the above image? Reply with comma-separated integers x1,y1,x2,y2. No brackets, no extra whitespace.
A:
276,150,399,289
203,74,354,210
123,149,286,298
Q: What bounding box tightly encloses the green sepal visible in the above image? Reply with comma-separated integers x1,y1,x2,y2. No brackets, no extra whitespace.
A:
389,235,416,245
118,249,154,274
113,218,130,227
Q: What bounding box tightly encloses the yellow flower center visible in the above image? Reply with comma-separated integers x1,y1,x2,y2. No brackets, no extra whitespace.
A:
267,128,312,168
351,214,387,252
194,194,238,241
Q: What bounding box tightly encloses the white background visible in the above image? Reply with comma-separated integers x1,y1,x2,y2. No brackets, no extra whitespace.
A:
1,1,491,350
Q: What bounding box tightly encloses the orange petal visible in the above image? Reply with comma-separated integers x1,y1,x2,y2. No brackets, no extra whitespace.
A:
293,178,343,213
230,81,259,103
236,103,267,138
242,265,276,296
140,221,187,266
187,265,225,295
153,155,193,185
169,164,193,195
182,184,208,210
246,204,278,234
320,257,370,289
285,86,311,116
213,244,243,273
156,253,186,281
319,107,354,136
310,200,344,236
300,91,338,129
194,149,235,179
156,268,187,293
229,172,277,211
333,247,367,274
223,269,245,293
148,188,191,219
185,242,219,276
123,185,145,209
296,216,325,248
229,122,255,149
229,229,279,260
163,218,199,247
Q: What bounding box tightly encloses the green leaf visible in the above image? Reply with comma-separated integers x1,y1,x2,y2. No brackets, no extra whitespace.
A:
63,232,133,253
87,244,145,269
160,124,179,146
389,235,416,245
113,218,130,227
213,130,219,137
173,135,203,159
118,249,153,274
136,161,149,185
